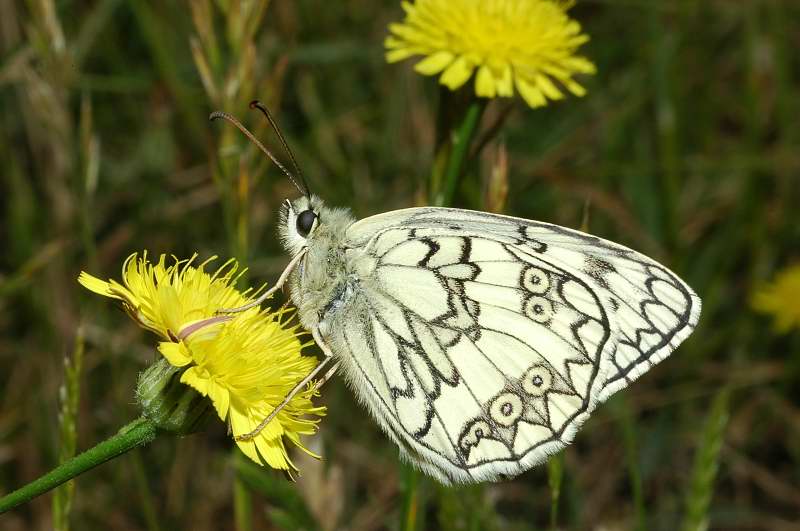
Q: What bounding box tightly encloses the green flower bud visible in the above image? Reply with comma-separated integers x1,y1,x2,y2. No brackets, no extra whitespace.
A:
136,359,213,435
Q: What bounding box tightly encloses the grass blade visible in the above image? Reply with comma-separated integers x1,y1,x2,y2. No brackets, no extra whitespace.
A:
52,328,85,531
681,389,730,531
612,396,647,531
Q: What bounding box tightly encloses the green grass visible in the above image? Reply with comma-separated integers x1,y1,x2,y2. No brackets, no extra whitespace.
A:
681,388,730,531
52,328,84,531
1,0,799,529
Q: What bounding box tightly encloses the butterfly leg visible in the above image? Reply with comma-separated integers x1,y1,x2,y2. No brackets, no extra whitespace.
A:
235,354,334,441
217,248,307,314
235,325,339,442
311,325,340,384
312,325,334,358
316,359,340,387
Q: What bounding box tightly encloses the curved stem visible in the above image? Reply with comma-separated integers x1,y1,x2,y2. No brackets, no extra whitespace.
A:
0,417,158,514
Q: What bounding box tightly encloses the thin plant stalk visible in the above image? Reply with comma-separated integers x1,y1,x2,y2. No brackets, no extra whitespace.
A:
614,396,647,531
234,452,254,531
547,452,564,530
681,389,730,531
433,99,487,207
52,328,85,531
400,462,421,531
0,418,157,514
129,449,162,531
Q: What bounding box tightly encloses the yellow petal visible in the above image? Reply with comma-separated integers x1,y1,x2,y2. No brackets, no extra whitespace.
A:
440,55,474,90
384,36,405,49
255,435,292,471
516,77,547,108
180,366,210,395
414,50,454,75
206,380,230,420
78,272,117,298
496,64,514,97
158,341,193,367
230,407,287,468
386,48,417,63
387,22,418,40
564,78,587,97
535,74,564,100
234,432,262,465
564,56,597,74
475,65,496,98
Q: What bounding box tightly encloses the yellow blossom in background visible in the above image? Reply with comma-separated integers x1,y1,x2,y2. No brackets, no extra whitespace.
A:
385,0,596,108
752,264,800,333
80,253,325,471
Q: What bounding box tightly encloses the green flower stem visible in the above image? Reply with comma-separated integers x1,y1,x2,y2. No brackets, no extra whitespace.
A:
0,417,157,514
433,98,487,207
547,452,564,530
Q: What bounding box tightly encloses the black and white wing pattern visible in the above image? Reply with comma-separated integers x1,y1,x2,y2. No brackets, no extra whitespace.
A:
328,207,700,484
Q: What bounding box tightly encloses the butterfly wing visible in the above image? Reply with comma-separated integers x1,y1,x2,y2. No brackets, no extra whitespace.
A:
327,207,699,483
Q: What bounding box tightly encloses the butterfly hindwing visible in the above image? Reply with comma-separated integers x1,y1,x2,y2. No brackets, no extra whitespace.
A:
329,207,700,483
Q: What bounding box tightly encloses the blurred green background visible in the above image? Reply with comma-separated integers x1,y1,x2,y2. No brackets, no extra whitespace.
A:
1,1,799,529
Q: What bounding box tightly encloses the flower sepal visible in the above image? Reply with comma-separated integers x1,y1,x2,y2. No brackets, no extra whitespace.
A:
136,358,214,435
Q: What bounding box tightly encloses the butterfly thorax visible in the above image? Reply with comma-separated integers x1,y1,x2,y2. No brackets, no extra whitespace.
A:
285,203,363,334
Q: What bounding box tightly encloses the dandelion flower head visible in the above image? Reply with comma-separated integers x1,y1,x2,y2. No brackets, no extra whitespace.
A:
80,253,325,471
385,0,596,108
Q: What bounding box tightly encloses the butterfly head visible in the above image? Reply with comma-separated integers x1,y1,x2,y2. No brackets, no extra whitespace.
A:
280,195,356,258
280,195,323,255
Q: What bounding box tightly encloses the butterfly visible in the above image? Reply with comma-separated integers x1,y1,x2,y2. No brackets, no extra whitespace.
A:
212,103,701,485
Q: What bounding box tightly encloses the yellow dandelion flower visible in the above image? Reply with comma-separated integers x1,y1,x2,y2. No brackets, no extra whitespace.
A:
752,264,800,333
79,252,257,340
80,253,326,471
385,0,596,108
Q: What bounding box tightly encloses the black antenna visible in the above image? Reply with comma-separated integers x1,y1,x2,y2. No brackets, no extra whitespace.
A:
209,110,308,197
249,101,310,198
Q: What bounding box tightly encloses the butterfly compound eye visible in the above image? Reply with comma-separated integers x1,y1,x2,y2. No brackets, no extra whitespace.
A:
296,209,317,237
